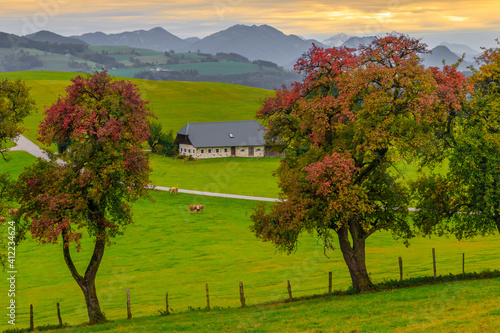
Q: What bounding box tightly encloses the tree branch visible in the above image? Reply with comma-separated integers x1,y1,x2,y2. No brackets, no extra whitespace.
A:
62,229,83,284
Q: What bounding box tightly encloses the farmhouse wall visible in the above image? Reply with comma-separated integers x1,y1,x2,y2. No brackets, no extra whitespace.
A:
179,144,265,159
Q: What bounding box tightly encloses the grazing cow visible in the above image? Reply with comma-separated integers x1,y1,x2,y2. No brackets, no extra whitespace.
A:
169,187,178,195
188,205,205,213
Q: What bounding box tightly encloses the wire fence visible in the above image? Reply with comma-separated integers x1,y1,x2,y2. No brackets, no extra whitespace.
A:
17,247,500,331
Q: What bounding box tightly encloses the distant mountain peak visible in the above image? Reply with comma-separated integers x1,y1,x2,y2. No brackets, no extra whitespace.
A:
323,33,352,47
149,27,167,32
180,23,324,68
71,27,194,50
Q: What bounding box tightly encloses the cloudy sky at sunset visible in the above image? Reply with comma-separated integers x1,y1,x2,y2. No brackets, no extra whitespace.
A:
1,0,499,49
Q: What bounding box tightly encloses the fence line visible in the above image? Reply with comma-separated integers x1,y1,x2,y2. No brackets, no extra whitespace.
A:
22,251,498,329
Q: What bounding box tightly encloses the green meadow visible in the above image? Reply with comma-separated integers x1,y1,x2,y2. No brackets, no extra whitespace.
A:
149,156,280,198
1,152,499,331
0,71,272,145
0,72,499,332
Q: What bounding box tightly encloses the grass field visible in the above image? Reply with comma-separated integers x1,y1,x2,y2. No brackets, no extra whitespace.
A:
31,278,500,332
1,72,498,332
1,152,499,332
149,156,280,198
0,71,271,146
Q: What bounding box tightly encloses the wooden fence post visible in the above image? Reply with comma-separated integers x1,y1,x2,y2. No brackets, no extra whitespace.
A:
30,304,34,331
206,283,210,310
462,253,465,277
287,280,293,301
166,292,170,315
399,257,403,281
432,248,437,279
57,302,63,327
239,282,246,308
127,288,132,319
328,272,332,294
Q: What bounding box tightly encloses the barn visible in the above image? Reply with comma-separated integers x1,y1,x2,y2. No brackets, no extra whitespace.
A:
174,120,280,159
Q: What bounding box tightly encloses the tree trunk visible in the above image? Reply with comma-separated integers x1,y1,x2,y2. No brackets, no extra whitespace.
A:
80,277,106,324
62,230,107,325
337,225,374,292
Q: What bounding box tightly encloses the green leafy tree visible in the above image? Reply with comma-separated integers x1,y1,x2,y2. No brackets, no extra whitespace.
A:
250,35,466,291
0,78,34,267
412,44,500,238
0,78,35,158
148,122,176,156
10,71,153,324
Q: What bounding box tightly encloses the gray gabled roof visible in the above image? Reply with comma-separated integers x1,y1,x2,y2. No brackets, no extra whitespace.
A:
177,120,267,148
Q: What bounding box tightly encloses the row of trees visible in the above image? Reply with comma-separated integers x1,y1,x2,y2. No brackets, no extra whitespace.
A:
250,35,500,291
0,35,499,326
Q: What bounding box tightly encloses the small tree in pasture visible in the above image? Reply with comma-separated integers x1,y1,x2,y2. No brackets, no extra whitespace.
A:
10,71,153,324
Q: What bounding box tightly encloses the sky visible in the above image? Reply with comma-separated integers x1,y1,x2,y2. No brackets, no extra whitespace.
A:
1,0,499,50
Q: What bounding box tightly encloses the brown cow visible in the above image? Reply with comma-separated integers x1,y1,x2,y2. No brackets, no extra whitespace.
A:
188,205,204,213
169,187,178,195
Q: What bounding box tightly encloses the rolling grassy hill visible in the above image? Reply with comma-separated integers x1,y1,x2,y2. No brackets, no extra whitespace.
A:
0,71,272,146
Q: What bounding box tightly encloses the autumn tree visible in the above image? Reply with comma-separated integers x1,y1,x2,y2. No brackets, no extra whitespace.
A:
250,35,467,291
412,43,500,239
10,71,152,324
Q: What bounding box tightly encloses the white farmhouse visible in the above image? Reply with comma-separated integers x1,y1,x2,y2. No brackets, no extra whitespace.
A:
175,120,279,159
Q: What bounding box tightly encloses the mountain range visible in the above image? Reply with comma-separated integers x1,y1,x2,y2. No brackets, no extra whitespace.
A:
8,24,481,71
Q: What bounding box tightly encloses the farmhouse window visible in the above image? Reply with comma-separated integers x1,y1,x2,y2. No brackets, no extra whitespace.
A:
201,149,204,153
188,149,191,153
208,149,212,153
216,149,219,153
241,149,245,152
224,148,228,153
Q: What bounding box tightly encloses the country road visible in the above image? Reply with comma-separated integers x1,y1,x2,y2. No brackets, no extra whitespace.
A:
8,135,279,202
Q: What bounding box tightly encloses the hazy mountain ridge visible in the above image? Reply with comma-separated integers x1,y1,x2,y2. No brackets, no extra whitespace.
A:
0,25,485,74
65,24,324,68
180,24,325,68
26,31,87,45
323,33,352,47
71,27,192,51
341,36,377,48
439,41,480,62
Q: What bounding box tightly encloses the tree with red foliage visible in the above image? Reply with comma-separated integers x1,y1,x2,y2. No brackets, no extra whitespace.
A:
11,71,153,324
250,35,468,292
